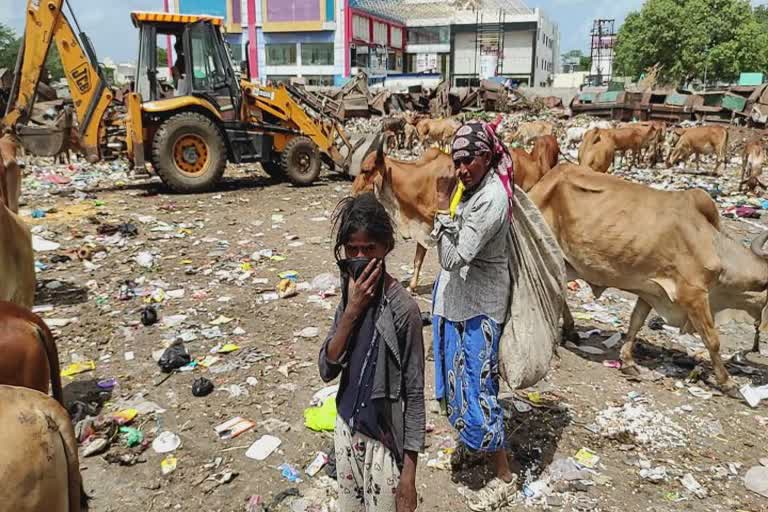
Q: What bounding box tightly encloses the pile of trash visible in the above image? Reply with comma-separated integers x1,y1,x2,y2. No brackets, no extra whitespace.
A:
588,399,688,449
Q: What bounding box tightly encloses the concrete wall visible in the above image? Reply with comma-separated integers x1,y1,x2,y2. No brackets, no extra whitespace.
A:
502,30,533,76
519,86,579,105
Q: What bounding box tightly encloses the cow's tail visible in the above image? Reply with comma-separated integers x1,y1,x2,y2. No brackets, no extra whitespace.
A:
724,129,731,165
52,409,88,512
28,315,63,406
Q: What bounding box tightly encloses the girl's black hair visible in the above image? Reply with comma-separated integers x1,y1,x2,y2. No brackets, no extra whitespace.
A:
331,193,395,261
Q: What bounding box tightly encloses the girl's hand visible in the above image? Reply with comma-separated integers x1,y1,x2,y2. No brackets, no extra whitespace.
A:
345,259,382,317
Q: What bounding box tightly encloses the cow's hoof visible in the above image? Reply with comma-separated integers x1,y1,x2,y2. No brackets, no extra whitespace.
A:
721,383,741,399
620,364,641,378
563,329,580,344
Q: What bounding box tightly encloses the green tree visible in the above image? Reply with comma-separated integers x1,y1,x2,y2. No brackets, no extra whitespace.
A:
157,47,168,67
0,23,21,70
614,0,768,84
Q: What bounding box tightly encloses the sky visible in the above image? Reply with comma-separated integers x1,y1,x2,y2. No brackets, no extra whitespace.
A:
2,0,768,62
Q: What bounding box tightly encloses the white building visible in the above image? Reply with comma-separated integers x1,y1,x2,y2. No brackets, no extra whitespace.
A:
353,0,560,87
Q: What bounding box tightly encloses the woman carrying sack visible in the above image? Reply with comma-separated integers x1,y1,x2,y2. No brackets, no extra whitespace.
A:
432,120,517,512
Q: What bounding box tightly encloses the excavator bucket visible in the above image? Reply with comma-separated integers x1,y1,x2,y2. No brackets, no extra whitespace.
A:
16,124,69,157
14,109,73,157
345,134,378,177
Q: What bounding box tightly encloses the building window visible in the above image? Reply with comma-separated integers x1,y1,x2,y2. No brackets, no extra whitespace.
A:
353,15,369,41
351,46,369,68
301,43,334,65
406,26,449,44
373,21,388,45
391,27,403,49
304,75,335,86
266,44,296,65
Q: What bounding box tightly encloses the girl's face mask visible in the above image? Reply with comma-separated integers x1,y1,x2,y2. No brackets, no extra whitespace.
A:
337,257,386,307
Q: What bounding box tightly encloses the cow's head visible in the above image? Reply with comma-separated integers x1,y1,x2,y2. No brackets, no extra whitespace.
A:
352,133,385,195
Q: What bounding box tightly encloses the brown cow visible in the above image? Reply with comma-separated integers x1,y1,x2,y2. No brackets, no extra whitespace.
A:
506,121,555,146
352,139,450,291
578,129,616,173
416,118,461,147
0,148,35,308
0,386,88,512
0,131,22,213
667,125,729,174
598,125,657,170
0,301,62,404
511,148,547,192
531,134,560,173
741,139,766,193
381,116,406,149
530,164,768,393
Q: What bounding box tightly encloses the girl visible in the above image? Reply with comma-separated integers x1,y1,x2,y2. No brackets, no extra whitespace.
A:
319,193,425,512
432,120,516,511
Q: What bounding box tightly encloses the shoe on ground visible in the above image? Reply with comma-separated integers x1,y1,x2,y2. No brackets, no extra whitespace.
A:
467,475,518,512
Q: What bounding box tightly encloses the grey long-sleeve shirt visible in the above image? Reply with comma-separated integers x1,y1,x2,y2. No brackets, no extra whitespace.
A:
432,171,511,324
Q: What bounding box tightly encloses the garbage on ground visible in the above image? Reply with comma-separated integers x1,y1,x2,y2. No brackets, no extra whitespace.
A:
278,463,302,483
119,426,143,447
141,306,159,326
745,464,768,498
192,377,215,397
681,473,707,499
152,431,181,454
589,402,687,449
687,386,714,400
306,452,329,477
161,455,178,475
245,435,282,461
158,342,191,372
574,448,600,469
277,279,298,299
61,360,96,378
112,409,138,424
295,327,320,338
32,236,61,252
310,385,338,406
215,417,256,440
640,466,668,483
740,383,768,408
602,333,622,348
304,397,337,432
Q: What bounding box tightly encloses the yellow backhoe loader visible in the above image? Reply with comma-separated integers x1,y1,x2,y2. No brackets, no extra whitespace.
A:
3,1,366,192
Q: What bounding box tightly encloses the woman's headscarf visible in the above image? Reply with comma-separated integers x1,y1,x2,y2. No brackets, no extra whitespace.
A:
451,116,514,219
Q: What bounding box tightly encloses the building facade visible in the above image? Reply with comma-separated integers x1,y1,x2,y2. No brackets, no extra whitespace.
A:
169,0,559,86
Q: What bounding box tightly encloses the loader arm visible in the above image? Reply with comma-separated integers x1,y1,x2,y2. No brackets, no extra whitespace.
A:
242,82,362,173
3,0,113,162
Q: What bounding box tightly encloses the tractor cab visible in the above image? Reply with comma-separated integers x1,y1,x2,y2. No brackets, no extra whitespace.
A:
130,12,241,120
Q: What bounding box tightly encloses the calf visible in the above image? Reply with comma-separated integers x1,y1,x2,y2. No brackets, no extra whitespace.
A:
353,137,450,291
416,118,461,147
511,148,545,192
0,301,62,405
667,125,729,174
530,164,768,393
741,139,766,193
0,386,88,512
507,121,555,146
0,148,35,308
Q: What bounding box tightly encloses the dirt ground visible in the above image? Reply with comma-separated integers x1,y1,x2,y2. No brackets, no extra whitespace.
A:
18,135,768,512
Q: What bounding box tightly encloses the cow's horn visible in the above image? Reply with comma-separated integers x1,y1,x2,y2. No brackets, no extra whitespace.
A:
751,231,768,258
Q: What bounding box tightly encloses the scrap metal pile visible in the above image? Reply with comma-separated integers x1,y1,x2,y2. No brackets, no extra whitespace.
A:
301,71,563,121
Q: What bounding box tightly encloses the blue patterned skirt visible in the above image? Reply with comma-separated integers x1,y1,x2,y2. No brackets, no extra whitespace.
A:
433,315,505,452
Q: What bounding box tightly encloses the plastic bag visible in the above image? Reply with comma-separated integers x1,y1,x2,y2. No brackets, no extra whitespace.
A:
499,186,566,389
158,343,190,373
303,397,337,432
192,377,214,397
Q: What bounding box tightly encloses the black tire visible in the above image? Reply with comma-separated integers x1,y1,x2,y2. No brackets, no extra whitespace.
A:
261,160,284,178
151,112,226,193
281,136,321,186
